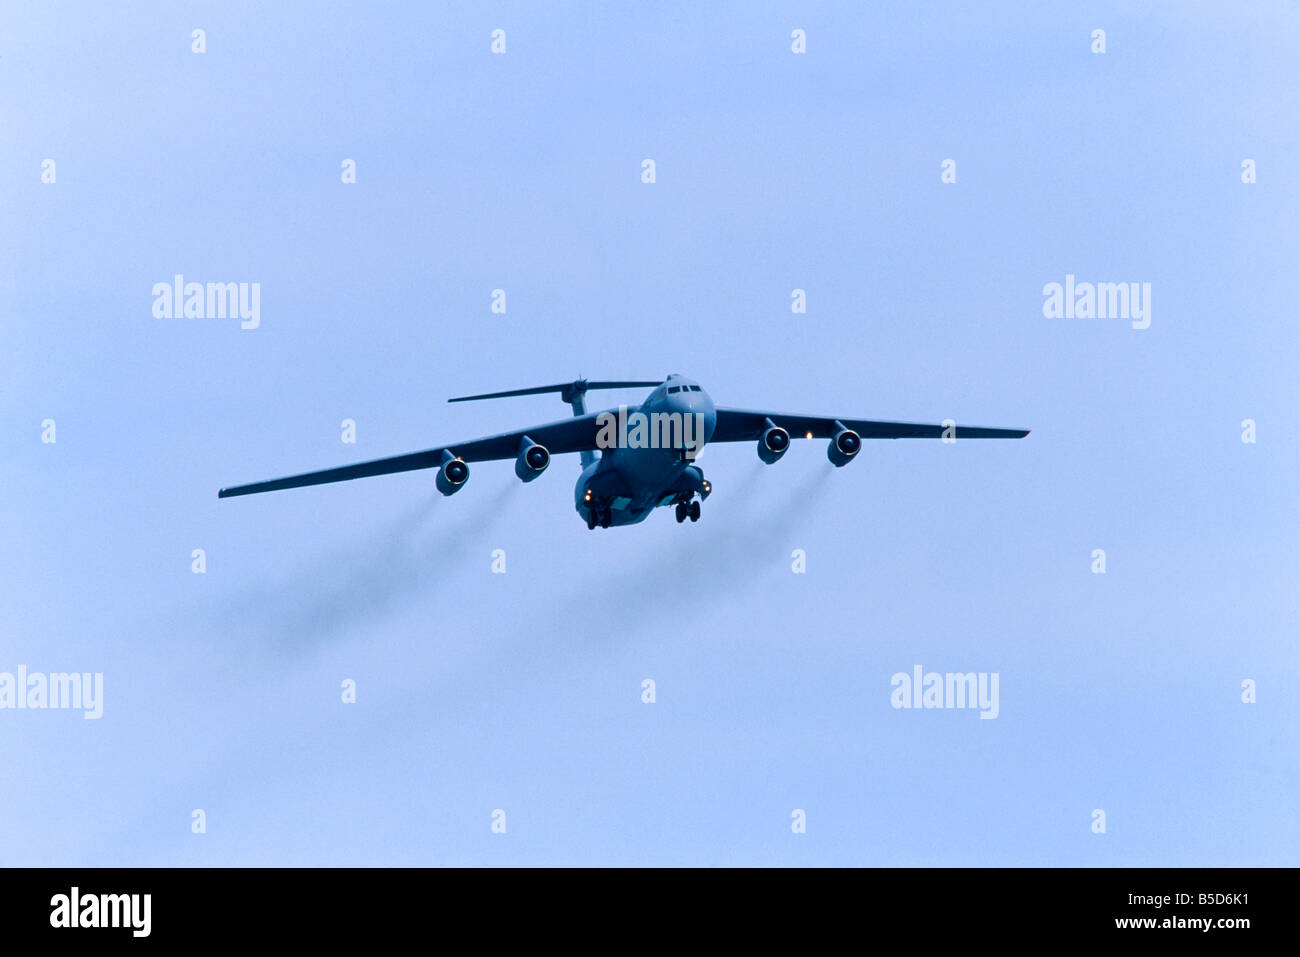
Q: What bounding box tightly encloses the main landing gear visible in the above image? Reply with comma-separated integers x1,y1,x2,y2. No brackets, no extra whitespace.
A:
586,505,612,530
675,500,701,524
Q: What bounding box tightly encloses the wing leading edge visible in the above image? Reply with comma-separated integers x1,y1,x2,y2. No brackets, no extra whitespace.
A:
217,412,607,498
219,406,1028,499
710,408,1029,442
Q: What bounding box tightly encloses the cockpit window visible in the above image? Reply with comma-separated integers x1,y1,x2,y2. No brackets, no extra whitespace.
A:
689,385,702,391
668,386,681,393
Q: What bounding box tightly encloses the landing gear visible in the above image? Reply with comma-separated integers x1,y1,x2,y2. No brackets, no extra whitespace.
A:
587,504,613,530
675,502,687,523
587,510,598,530
675,500,702,524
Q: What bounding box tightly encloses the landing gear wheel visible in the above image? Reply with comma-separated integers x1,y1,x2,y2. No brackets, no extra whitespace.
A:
587,510,598,530
599,509,612,529
675,502,687,523
688,501,701,522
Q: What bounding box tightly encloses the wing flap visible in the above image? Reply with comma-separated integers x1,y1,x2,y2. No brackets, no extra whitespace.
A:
710,408,1029,442
218,411,608,498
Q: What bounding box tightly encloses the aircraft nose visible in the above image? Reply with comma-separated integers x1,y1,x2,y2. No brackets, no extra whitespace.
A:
671,389,716,443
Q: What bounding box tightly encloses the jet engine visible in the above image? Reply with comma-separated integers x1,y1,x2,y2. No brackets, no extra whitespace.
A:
515,437,550,482
757,418,790,464
436,450,470,495
827,421,861,467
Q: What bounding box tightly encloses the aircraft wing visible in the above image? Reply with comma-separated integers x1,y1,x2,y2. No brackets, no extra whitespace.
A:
218,412,607,498
710,408,1029,442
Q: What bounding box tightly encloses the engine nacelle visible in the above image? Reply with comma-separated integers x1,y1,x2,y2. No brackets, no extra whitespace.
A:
436,449,470,495
757,418,790,465
827,421,860,467
515,436,550,482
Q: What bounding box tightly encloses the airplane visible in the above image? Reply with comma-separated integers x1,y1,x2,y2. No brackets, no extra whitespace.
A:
218,375,1029,529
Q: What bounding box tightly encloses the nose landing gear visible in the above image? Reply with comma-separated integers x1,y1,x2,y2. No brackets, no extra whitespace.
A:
586,504,612,530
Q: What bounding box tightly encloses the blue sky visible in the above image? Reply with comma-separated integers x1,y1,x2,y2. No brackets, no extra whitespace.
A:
2,1,1297,865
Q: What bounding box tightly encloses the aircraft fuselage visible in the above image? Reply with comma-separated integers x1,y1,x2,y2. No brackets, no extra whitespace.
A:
574,375,717,528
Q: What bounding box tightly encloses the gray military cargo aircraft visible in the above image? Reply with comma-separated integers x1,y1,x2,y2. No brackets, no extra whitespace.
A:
218,375,1028,529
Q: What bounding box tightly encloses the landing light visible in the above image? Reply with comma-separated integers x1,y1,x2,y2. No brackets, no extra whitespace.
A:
805,431,813,439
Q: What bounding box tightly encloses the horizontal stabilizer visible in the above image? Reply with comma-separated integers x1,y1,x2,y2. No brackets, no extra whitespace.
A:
448,380,660,403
